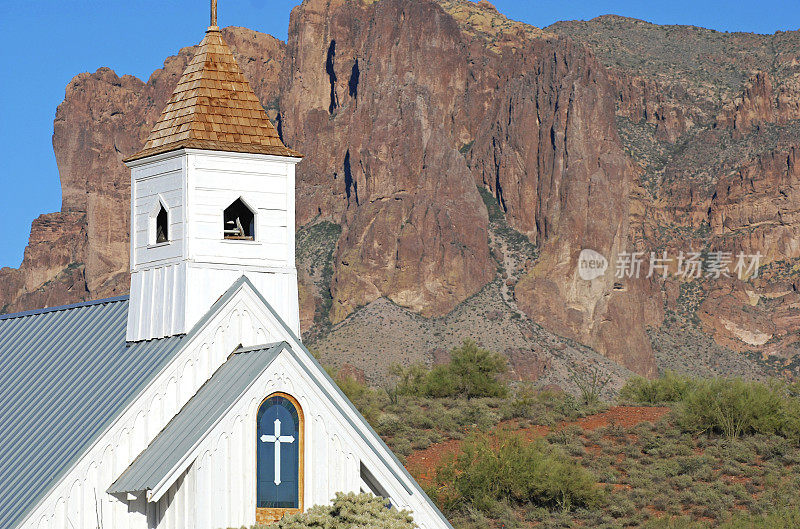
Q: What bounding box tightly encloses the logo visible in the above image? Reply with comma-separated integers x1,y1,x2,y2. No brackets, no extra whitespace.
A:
578,249,608,281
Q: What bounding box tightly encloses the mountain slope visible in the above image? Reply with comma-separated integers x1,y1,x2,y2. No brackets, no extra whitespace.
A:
2,1,798,385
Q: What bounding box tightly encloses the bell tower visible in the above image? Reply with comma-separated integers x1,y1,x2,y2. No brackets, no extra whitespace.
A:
125,8,303,341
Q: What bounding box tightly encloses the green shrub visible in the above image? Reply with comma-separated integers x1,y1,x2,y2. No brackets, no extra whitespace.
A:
394,339,508,399
641,516,706,528
333,371,370,401
677,379,800,440
391,364,429,397
620,371,698,404
264,492,416,529
329,369,383,426
430,429,602,514
419,364,460,397
622,373,800,442
718,508,800,529
569,366,611,405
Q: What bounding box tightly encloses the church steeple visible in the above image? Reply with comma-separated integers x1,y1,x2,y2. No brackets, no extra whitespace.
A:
126,9,299,163
125,6,302,341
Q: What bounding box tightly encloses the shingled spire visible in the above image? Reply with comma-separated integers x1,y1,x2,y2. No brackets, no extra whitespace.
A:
127,25,300,161
125,7,303,341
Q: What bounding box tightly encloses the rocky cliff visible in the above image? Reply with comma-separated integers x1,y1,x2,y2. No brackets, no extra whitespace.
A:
0,26,286,312
553,16,800,375
3,0,800,383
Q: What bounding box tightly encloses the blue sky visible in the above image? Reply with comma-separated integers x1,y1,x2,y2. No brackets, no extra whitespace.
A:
1,0,798,270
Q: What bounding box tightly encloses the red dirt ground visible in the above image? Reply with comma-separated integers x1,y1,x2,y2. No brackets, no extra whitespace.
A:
405,406,671,485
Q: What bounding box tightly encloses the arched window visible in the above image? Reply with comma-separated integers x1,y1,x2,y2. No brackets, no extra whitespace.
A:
155,204,168,244
224,198,255,240
149,200,169,245
256,393,303,522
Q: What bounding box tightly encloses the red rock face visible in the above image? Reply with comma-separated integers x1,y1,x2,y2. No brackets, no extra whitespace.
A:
0,212,87,312
277,0,655,373
716,73,800,137
551,17,800,369
709,146,800,259
0,1,658,376
282,0,494,321
5,1,800,378
0,28,285,313
465,36,658,376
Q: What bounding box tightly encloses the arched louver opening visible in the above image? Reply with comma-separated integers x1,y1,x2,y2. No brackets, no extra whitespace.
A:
155,204,169,244
223,198,255,240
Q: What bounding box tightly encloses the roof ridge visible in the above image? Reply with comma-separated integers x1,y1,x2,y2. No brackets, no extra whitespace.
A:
0,296,130,322
234,341,287,354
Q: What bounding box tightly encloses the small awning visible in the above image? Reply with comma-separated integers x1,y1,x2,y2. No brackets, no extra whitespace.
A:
108,342,288,498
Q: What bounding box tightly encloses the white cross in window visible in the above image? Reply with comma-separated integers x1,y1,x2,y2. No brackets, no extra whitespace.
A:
260,418,296,485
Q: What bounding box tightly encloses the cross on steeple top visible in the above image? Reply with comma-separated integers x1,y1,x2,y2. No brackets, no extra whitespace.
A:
211,0,218,28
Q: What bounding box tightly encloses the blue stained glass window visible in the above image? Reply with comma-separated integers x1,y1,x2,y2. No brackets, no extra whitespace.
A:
257,395,301,509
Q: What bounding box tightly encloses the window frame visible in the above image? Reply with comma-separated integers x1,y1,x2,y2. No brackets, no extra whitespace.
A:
147,198,171,247
223,196,257,241
255,392,304,525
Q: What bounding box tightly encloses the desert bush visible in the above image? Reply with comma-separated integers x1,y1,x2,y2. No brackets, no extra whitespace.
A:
442,339,507,398
717,508,800,529
509,386,588,425
620,371,698,404
393,339,507,399
391,364,429,397
622,374,800,441
329,369,383,425
677,379,800,440
430,429,602,514
262,492,416,529
641,516,706,528
568,365,610,405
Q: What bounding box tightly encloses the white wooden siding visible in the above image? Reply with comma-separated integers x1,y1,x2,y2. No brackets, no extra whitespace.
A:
19,282,448,529
186,151,295,268
126,149,300,341
146,349,436,529
131,155,187,269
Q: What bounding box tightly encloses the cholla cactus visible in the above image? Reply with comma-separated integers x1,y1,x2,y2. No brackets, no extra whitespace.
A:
252,492,417,529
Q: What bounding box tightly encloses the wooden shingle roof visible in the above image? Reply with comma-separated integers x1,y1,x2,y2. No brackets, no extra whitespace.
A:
126,27,301,161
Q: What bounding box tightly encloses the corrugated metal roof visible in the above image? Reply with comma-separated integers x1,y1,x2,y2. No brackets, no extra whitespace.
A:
0,297,185,529
109,342,286,494
241,281,454,529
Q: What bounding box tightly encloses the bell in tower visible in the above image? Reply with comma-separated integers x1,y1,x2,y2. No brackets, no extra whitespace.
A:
124,5,303,341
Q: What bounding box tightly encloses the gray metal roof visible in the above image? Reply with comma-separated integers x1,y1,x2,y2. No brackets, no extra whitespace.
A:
0,275,453,529
109,342,287,494
240,279,454,529
0,297,185,529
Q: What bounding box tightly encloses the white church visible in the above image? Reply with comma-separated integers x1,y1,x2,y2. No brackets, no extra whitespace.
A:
0,6,452,529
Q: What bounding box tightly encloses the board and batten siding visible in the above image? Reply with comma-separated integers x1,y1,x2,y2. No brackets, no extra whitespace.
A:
186,151,295,268
20,284,285,529
18,282,450,529
147,352,391,529
130,154,187,270
126,149,300,341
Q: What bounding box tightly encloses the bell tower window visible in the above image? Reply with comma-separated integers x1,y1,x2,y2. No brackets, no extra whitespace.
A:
224,198,255,240
148,200,170,246
156,205,168,244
